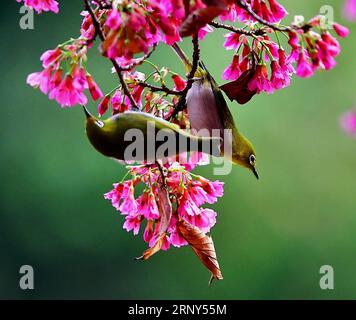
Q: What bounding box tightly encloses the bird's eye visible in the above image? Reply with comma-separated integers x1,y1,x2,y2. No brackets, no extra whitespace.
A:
249,154,256,165
95,120,104,128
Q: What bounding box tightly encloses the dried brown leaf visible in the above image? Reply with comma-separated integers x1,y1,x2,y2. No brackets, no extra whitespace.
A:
156,187,172,236
220,69,257,105
177,218,223,283
139,233,167,261
136,187,172,261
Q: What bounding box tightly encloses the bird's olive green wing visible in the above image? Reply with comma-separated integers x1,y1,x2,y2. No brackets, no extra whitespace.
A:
116,111,183,133
199,62,240,135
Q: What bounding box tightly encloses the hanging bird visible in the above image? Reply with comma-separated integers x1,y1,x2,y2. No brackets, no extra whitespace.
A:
83,106,221,163
172,44,259,179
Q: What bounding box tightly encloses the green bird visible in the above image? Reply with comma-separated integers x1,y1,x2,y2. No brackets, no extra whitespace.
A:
83,106,221,163
172,44,259,179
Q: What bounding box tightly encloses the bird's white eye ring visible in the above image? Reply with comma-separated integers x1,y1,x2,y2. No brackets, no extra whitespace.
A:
249,154,256,165
95,120,104,128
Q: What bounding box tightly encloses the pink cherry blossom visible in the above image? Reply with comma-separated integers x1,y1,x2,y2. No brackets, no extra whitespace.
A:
196,176,224,204
137,191,160,220
104,183,129,211
187,208,217,234
248,64,273,94
178,189,202,217
168,230,188,248
278,49,295,76
111,90,130,114
119,183,137,215
222,55,241,81
220,4,238,22
98,95,111,116
198,24,214,40
40,48,61,68
26,67,52,95
224,32,241,51
237,0,287,23
187,184,209,207
296,50,314,78
123,214,142,235
50,74,87,108
171,74,186,91
332,23,350,38
80,11,96,40
268,0,288,22
270,60,290,90
264,36,279,60
48,68,62,96
86,74,103,101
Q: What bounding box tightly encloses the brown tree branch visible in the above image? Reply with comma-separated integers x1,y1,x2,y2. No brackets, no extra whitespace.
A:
236,0,292,32
138,82,182,95
209,20,267,36
167,34,200,120
119,44,157,72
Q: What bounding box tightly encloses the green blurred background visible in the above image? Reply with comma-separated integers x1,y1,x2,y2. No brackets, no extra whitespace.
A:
0,0,355,299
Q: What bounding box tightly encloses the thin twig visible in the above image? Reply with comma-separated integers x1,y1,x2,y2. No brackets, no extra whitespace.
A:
138,82,182,95
236,0,292,32
120,44,157,72
167,34,200,120
97,0,112,10
84,0,140,110
155,160,167,188
209,20,266,36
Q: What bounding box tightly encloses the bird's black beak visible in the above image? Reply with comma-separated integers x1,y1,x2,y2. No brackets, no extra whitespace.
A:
252,167,259,180
83,105,93,119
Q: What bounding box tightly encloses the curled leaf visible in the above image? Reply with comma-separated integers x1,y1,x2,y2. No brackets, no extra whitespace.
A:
220,69,257,105
138,233,167,261
177,218,223,284
156,186,173,236
136,186,172,261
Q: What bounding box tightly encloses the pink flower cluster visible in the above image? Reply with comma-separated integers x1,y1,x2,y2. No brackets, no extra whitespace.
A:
101,0,186,59
97,68,186,117
105,162,224,249
221,15,349,97
290,19,349,78
27,41,103,107
223,34,293,94
16,0,59,14
95,0,288,62
221,0,287,23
